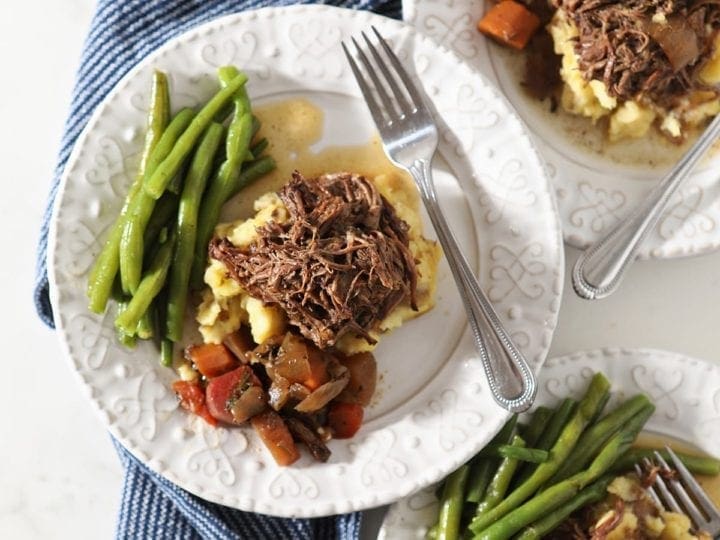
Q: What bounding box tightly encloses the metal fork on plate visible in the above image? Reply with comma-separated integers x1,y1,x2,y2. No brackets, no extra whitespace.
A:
342,28,537,413
634,446,720,537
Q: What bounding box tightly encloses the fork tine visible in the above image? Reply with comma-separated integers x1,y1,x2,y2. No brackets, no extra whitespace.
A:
645,457,684,514
371,26,427,112
654,451,708,528
360,31,414,116
342,41,386,129
666,445,720,520
349,37,398,123
635,463,663,508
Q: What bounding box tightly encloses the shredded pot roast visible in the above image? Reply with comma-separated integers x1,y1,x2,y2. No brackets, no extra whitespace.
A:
209,171,418,349
555,0,720,105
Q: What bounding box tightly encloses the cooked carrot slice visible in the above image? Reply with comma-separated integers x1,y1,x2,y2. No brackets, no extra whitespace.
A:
251,410,300,466
328,402,364,439
185,343,238,378
303,348,330,391
478,0,541,50
336,352,377,407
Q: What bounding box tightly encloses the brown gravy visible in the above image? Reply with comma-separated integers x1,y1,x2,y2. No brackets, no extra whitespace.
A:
634,432,720,507
221,97,410,220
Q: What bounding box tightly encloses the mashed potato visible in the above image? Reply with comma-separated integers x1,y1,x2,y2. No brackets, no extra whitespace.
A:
549,12,720,141
577,474,712,540
197,172,441,354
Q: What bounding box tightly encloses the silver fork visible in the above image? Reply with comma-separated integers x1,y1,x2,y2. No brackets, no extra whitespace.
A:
572,113,720,300
342,28,537,413
638,446,720,537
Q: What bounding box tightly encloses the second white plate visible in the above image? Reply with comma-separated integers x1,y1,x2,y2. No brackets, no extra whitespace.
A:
404,0,720,259
379,347,720,538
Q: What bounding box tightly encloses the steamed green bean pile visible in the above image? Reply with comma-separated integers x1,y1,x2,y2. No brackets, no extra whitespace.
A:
427,372,720,540
86,68,275,365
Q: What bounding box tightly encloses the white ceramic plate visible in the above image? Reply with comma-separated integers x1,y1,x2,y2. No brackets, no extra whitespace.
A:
379,347,720,538
48,5,563,517
403,0,720,259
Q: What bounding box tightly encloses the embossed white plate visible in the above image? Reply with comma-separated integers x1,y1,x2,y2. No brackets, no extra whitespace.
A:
47,5,563,517
379,347,720,537
403,0,720,259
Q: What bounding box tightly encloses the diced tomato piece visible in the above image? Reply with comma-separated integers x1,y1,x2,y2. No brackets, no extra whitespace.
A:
251,410,300,466
186,343,238,378
327,402,364,439
172,380,217,427
205,366,262,424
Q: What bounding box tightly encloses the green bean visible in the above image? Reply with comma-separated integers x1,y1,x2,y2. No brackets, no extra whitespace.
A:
120,108,195,294
190,68,255,288
466,415,518,502
612,448,720,476
549,394,652,484
115,230,176,334
466,461,495,505
436,464,470,540
144,192,179,250
160,338,174,367
115,301,137,348
144,71,248,199
535,399,576,452
514,399,576,485
139,71,171,172
518,407,552,448
514,475,613,540
87,71,170,313
478,443,550,464
589,391,611,425
492,445,548,464
475,436,526,519
136,307,154,340
468,373,611,534
472,404,654,540
227,156,276,199
165,122,225,342
250,137,269,159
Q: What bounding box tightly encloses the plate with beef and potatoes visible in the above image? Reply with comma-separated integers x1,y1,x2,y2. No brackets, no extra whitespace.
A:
404,0,720,258
47,5,562,517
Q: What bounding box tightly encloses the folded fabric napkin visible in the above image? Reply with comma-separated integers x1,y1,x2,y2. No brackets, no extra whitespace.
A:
34,1,400,538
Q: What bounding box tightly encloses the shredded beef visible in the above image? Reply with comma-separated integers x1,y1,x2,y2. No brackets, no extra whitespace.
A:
554,0,720,105
209,171,418,349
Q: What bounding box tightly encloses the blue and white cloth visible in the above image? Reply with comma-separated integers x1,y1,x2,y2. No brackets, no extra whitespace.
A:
34,1,400,538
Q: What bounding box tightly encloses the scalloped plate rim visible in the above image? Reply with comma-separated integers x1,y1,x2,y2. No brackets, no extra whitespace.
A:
47,4,563,517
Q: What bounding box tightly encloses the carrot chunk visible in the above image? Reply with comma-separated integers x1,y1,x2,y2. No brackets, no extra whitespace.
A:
478,0,541,50
251,410,300,466
328,402,364,439
186,343,238,378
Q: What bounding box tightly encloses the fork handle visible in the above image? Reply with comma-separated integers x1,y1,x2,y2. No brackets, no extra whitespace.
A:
409,159,537,413
573,113,720,300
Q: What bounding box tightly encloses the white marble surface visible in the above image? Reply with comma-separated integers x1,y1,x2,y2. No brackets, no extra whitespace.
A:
2,2,720,540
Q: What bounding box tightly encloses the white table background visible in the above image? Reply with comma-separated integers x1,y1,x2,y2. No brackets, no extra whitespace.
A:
2,2,719,538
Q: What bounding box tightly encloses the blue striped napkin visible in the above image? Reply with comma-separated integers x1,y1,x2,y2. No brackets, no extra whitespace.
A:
34,1,400,538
